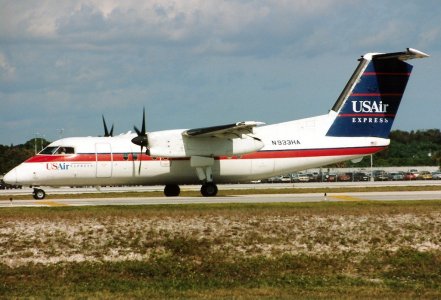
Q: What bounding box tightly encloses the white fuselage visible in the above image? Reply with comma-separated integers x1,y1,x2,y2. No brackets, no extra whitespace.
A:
5,111,389,187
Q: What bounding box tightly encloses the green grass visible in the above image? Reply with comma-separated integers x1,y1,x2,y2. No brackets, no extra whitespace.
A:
1,201,441,298
1,249,440,298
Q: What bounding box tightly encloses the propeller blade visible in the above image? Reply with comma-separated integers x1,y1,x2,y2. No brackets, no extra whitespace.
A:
102,115,114,137
141,107,146,135
130,107,149,174
131,107,149,147
134,126,141,136
102,115,109,137
138,145,143,174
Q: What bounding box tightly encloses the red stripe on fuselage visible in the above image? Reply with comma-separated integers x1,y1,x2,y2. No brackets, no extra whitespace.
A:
239,146,385,159
25,146,386,163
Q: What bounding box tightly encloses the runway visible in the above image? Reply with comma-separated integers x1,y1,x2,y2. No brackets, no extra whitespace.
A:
1,190,441,207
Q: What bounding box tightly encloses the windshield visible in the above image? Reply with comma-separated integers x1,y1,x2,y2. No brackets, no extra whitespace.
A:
39,146,58,155
39,146,75,155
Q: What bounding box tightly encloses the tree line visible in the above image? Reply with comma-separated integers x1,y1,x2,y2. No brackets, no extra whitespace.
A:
1,129,440,175
346,129,441,168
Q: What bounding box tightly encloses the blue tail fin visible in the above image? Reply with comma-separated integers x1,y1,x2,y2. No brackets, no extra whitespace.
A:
326,48,428,138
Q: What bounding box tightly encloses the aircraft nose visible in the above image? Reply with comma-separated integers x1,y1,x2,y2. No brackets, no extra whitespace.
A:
3,168,17,185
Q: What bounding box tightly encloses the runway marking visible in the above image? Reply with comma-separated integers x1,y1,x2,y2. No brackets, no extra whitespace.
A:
36,201,69,207
331,195,365,201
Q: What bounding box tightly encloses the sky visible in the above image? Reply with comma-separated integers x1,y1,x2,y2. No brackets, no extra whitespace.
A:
1,0,440,145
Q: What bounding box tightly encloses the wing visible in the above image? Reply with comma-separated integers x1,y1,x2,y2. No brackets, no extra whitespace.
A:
183,121,265,138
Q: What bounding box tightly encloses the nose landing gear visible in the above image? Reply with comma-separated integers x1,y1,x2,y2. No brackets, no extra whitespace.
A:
33,188,46,200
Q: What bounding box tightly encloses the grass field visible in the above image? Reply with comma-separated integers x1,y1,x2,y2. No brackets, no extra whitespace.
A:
1,201,441,298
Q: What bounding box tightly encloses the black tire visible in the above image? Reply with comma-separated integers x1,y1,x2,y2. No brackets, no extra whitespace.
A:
201,183,218,197
33,188,46,200
164,184,180,197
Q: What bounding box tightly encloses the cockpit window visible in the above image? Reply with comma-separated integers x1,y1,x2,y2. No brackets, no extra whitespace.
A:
39,146,75,155
56,147,75,154
39,146,58,155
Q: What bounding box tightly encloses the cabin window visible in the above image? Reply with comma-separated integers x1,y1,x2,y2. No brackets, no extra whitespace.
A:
132,153,138,160
123,153,129,160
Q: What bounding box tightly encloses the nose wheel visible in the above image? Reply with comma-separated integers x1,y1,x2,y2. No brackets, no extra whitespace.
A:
33,188,46,200
201,182,218,197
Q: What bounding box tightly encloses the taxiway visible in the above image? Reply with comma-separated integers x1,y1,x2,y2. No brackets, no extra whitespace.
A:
1,190,441,207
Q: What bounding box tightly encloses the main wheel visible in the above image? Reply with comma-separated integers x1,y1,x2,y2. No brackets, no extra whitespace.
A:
201,182,218,197
164,184,181,197
33,188,46,200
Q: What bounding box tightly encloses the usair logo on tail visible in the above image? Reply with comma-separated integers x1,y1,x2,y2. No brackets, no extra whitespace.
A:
351,100,390,124
351,100,389,113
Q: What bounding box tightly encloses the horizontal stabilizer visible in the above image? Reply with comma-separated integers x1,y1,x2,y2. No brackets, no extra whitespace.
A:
372,48,429,61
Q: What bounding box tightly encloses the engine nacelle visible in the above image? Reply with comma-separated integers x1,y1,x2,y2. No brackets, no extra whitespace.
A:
147,130,264,158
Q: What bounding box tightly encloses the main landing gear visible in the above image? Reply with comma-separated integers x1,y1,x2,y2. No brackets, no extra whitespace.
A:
33,188,46,200
164,184,181,197
163,156,219,197
163,182,218,197
194,156,218,197
201,182,218,197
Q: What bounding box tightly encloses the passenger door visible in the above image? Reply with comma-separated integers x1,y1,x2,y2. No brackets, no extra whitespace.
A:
95,143,112,177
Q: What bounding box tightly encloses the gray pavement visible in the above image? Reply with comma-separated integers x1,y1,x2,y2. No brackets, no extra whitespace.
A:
1,190,441,208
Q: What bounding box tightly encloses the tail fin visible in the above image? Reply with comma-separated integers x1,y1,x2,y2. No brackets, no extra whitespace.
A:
326,48,428,138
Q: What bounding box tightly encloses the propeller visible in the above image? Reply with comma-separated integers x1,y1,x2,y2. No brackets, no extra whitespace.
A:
131,108,149,173
102,115,114,137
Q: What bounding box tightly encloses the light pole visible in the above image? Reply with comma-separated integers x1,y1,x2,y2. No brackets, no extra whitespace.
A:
57,128,64,139
34,133,39,154
40,135,45,152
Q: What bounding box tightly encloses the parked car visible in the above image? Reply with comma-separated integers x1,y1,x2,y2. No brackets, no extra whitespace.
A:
308,172,320,182
418,171,433,180
432,172,441,180
280,175,292,183
337,172,352,182
409,169,420,177
353,172,369,181
373,170,389,181
291,173,300,182
261,176,278,183
404,172,417,180
322,173,337,182
389,171,405,181
297,173,310,182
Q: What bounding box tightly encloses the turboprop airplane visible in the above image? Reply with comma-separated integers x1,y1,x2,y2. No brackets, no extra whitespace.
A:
3,48,428,199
